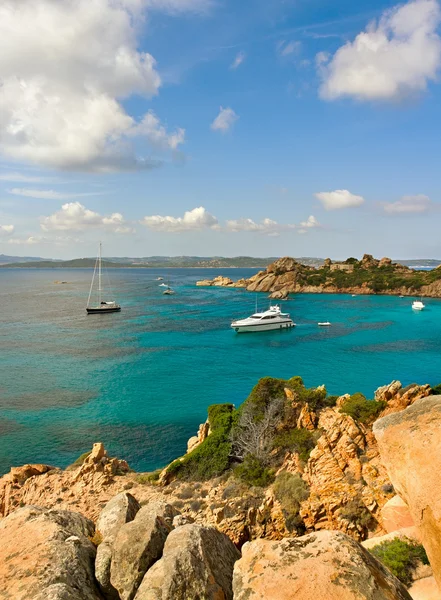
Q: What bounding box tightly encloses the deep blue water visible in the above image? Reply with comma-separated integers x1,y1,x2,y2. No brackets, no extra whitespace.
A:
1,268,441,475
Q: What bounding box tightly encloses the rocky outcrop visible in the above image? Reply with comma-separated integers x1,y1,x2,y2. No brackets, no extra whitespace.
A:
232,530,412,599
195,255,441,299
300,409,385,537
373,395,441,591
375,381,432,415
0,505,101,600
0,442,133,520
110,501,177,600
134,524,240,600
95,492,141,598
186,420,210,453
196,276,235,287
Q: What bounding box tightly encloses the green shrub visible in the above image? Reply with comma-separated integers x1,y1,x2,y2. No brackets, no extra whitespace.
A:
165,403,236,481
135,471,160,485
65,451,91,471
243,377,288,419
370,537,429,586
273,472,309,532
340,393,387,424
273,428,318,462
234,454,274,487
339,497,373,529
431,383,441,395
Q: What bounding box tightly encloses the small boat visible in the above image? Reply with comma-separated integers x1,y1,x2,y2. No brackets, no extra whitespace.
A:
318,322,331,326
412,299,425,311
159,283,168,287
86,242,121,314
163,287,175,295
231,305,294,333
156,277,164,281
351,294,357,297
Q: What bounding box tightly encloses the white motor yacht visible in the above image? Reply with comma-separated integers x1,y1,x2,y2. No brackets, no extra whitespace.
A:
412,299,425,310
231,305,294,333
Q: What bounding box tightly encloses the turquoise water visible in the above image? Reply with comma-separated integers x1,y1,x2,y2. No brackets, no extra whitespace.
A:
1,268,441,475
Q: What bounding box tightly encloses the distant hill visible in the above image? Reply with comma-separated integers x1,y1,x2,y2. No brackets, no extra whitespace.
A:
1,254,440,269
0,254,57,265
0,258,126,269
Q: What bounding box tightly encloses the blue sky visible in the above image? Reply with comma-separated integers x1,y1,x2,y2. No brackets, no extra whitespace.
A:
1,0,441,259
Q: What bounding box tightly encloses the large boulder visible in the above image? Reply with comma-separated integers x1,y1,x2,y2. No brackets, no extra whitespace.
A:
381,495,415,533
95,492,141,599
0,505,101,600
232,530,412,600
373,396,441,591
134,524,240,600
110,501,177,600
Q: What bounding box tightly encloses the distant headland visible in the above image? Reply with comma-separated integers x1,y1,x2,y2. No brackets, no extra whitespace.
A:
197,254,441,298
0,253,440,270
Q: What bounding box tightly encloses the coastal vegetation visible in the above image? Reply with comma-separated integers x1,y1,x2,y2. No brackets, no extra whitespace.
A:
370,537,429,586
164,375,384,487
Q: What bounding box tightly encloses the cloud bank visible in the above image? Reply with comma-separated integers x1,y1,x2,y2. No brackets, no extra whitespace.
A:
315,189,365,210
0,0,191,172
319,0,441,101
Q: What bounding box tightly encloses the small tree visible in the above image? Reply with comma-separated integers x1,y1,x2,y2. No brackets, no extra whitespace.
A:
230,398,284,463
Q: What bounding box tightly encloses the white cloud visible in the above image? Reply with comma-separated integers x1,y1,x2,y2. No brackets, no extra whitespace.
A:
278,41,302,56
41,202,133,233
141,206,219,232
133,111,185,150
210,107,239,133
7,235,80,245
145,0,213,13
230,51,246,70
9,188,103,200
226,215,320,236
0,0,190,171
383,194,433,214
315,189,365,210
0,172,51,183
319,0,441,101
0,224,14,237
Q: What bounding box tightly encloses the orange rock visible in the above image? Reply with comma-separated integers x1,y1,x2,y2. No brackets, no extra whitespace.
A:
381,495,415,533
374,396,441,591
233,530,412,599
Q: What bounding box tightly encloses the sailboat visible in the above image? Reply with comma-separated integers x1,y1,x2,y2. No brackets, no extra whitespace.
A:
86,243,121,314
163,276,175,295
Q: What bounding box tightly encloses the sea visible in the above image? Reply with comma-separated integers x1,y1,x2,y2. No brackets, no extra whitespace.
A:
1,267,441,475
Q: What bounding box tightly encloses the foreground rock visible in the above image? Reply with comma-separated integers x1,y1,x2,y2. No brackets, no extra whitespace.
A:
135,524,240,600
0,505,101,600
110,501,177,600
374,396,441,591
233,530,412,599
95,492,141,599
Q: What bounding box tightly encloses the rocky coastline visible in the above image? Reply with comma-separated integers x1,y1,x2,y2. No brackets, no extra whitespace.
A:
196,254,441,299
1,376,441,598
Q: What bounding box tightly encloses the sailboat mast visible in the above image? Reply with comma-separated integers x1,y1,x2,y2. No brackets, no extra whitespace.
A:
98,242,102,305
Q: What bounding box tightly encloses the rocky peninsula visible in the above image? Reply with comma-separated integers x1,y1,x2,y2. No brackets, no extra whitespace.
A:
1,376,441,598
196,254,441,299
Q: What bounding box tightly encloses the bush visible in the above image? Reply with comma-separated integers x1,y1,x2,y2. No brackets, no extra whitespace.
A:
135,470,160,485
431,382,441,395
370,537,429,586
273,428,318,462
65,451,91,471
273,472,309,533
340,393,387,424
234,454,274,487
339,497,373,529
165,403,236,481
243,377,287,419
